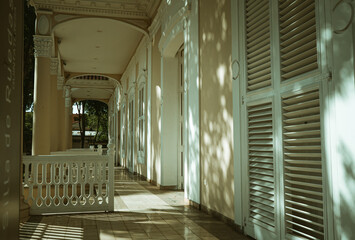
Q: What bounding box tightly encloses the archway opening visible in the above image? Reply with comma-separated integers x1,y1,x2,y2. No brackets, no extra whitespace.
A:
72,100,108,149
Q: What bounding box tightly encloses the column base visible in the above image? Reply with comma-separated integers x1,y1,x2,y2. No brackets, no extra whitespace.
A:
20,196,30,223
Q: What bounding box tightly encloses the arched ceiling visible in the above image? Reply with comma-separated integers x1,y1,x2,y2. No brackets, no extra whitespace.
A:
54,18,143,75
30,0,161,101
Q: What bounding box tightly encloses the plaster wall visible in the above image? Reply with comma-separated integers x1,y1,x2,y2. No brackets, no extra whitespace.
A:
330,1,355,238
199,0,235,220
161,56,179,186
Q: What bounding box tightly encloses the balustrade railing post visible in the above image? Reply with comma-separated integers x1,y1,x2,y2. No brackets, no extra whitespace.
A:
98,145,102,155
107,141,115,211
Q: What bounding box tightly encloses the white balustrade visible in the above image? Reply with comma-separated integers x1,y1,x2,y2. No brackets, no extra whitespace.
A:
22,153,114,215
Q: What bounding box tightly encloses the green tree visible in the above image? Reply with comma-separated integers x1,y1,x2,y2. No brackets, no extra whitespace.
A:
75,101,87,148
23,2,36,154
86,100,108,145
75,100,108,147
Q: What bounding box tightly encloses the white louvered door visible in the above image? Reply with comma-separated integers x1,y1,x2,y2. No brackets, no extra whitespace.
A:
239,0,329,239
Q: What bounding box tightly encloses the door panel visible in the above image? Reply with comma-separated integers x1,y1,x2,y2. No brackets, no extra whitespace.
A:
238,0,327,239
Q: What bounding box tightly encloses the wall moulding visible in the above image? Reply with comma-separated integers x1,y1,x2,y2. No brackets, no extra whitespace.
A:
30,2,150,20
50,58,59,75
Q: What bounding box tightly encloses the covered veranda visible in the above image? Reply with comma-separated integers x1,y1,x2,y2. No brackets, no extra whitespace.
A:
20,168,248,240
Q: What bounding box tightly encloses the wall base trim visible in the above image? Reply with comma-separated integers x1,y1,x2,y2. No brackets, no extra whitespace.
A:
189,201,247,237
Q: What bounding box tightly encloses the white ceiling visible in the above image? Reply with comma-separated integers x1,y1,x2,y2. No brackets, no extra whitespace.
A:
54,18,143,75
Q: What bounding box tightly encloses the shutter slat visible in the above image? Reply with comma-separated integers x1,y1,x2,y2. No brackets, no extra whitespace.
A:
285,206,324,221
250,207,274,220
248,57,271,73
283,98,319,111
285,173,322,181
284,153,321,158
286,226,321,240
250,190,274,199
281,55,317,74
283,91,319,105
285,193,323,205
284,122,320,131
284,138,320,144
248,80,272,91
284,160,322,166
247,75,271,88
247,50,270,65
285,186,323,198
279,0,318,81
285,179,323,189
282,45,317,66
250,157,274,163
286,220,324,236
280,0,314,21
283,106,319,118
250,174,274,183
247,8,269,28
283,114,320,125
283,130,320,138
285,168,322,175
247,37,269,56
280,3,315,29
246,0,263,12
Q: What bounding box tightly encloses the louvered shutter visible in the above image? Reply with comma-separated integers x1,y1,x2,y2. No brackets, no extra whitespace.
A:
245,0,272,91
282,88,324,239
247,101,275,231
279,0,318,80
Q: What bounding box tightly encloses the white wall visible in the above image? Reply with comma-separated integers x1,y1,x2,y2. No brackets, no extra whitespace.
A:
331,1,355,238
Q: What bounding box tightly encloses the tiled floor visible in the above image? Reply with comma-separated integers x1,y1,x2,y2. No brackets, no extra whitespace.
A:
20,168,249,240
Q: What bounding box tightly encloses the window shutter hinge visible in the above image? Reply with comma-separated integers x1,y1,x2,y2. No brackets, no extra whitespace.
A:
243,216,247,227
242,96,245,105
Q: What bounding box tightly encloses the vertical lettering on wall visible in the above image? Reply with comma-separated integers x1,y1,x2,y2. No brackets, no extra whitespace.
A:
0,0,22,238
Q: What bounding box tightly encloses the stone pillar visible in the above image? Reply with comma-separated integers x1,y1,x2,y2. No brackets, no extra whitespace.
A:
32,35,53,155
57,76,66,151
50,58,59,152
64,86,72,150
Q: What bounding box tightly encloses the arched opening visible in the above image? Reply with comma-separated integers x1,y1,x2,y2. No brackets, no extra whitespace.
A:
72,100,109,149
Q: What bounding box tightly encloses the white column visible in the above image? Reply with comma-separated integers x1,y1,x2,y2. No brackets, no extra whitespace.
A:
50,58,59,152
32,35,53,155
146,40,152,181
64,86,72,150
57,76,66,151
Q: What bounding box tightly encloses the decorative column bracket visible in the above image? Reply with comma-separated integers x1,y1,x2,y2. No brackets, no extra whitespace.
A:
50,58,59,75
64,86,71,108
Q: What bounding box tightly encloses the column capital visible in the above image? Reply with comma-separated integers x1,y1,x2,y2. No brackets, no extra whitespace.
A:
33,35,53,58
64,85,71,97
64,85,72,108
50,58,59,75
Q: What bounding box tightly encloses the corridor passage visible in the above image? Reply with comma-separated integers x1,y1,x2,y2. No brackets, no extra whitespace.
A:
20,168,249,240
